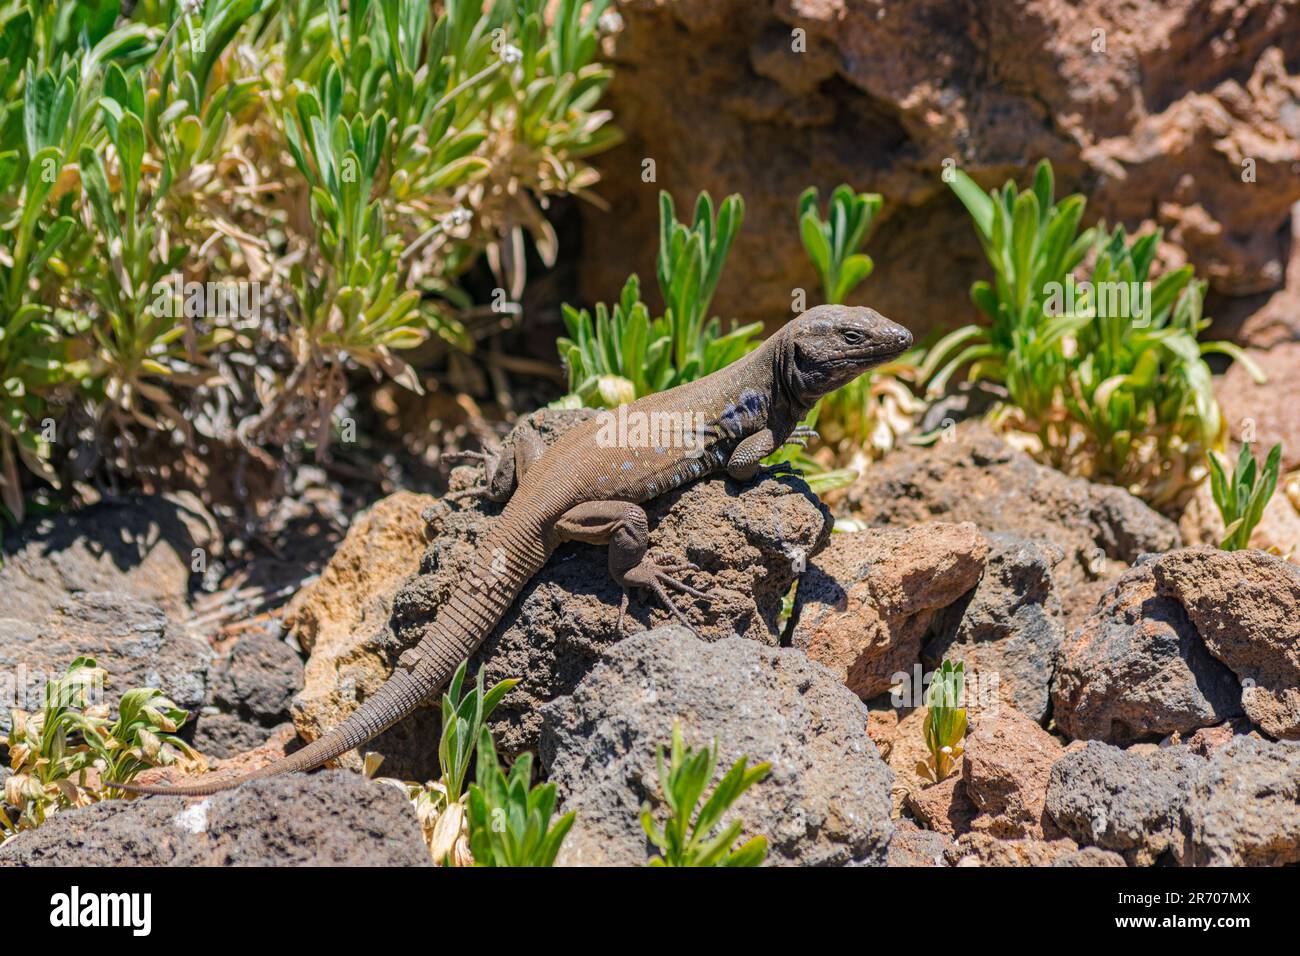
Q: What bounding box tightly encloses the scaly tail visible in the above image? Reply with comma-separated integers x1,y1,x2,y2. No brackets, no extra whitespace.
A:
116,500,550,798
115,656,443,797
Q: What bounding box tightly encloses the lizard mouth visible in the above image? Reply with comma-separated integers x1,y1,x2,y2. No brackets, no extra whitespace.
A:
831,338,910,368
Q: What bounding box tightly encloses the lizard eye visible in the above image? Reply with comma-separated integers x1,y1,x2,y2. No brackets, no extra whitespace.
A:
842,329,864,345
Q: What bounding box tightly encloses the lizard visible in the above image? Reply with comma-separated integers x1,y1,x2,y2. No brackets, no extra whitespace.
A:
121,304,912,796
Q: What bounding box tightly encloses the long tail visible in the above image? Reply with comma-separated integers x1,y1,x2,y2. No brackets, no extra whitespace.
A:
115,660,441,797
118,515,547,797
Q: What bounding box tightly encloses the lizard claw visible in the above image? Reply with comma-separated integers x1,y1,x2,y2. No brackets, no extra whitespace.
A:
618,559,709,634
756,460,800,479
444,448,494,465
444,486,489,503
648,552,700,576
783,425,819,449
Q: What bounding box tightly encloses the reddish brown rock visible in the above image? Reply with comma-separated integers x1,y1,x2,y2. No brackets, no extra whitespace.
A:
962,707,1064,839
581,0,1300,339
1151,548,1300,740
887,708,977,837
284,491,436,657
791,523,987,699
866,706,901,760
906,773,978,839
137,722,301,789
887,818,955,867
1216,342,1300,475
845,425,1180,631
1179,719,1260,758
950,832,1080,868
1233,204,1300,348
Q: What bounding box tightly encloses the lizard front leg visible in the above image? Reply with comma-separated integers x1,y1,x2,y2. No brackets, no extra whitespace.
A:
445,420,547,502
554,500,707,633
727,427,814,481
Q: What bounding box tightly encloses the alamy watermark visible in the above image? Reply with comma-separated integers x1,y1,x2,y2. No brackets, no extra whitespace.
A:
594,406,709,458
0,663,106,714
890,663,1001,711
1044,275,1152,326
50,886,151,936
149,272,265,321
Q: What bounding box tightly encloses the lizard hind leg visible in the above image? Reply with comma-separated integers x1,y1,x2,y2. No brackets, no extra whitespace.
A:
553,500,709,635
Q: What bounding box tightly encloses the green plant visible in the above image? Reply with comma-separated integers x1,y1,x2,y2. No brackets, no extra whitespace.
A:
556,190,762,407
371,659,517,866
797,184,881,307
916,660,966,784
776,184,922,482
0,0,620,505
1,657,203,839
925,159,1261,508
639,722,770,867
249,0,620,448
0,0,154,518
1209,441,1282,551
465,728,574,867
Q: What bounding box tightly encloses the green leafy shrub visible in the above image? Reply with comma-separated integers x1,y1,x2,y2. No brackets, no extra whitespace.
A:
465,728,574,867
0,0,619,507
1,657,204,839
639,722,770,867
926,159,1261,508
916,659,966,784
556,190,762,407
1209,441,1282,551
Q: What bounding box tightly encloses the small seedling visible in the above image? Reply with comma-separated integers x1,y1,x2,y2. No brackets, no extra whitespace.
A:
1209,442,1282,551
916,660,967,784
639,722,770,867
465,728,574,867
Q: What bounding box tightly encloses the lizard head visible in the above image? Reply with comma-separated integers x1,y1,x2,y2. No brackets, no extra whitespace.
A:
776,305,913,406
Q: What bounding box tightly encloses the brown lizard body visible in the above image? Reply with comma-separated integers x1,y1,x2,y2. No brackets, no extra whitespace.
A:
123,305,912,796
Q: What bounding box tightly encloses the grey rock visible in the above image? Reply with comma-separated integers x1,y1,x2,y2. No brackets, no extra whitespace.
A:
925,533,1066,722
193,715,291,760
887,818,955,867
0,493,217,624
1183,736,1300,866
0,593,210,735
212,631,303,721
204,628,305,755
1052,562,1242,744
845,424,1180,629
540,626,895,867
0,771,428,866
1045,742,1203,866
